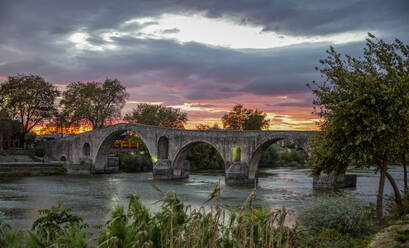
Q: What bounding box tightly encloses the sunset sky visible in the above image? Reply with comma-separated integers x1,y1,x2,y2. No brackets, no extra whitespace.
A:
1,1,408,130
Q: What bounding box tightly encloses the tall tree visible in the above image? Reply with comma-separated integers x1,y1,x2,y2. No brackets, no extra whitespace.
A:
60,79,128,129
222,104,270,130
308,34,409,223
124,104,187,129
0,74,59,146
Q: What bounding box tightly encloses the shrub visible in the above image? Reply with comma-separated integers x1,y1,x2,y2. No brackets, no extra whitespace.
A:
0,211,19,247
34,147,46,157
386,190,409,220
24,132,36,145
31,203,87,244
259,144,281,168
295,228,373,248
298,196,376,236
119,153,152,172
98,185,296,248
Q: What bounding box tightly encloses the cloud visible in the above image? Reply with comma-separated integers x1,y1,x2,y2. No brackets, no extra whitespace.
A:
0,0,407,130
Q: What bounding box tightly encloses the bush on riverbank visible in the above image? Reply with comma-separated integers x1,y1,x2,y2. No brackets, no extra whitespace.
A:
119,153,152,172
296,196,378,248
259,145,308,168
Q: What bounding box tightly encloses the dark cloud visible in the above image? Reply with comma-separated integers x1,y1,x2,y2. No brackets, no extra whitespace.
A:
0,0,407,107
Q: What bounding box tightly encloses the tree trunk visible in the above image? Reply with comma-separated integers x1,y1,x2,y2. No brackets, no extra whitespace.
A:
376,163,387,224
385,171,402,205
403,153,408,192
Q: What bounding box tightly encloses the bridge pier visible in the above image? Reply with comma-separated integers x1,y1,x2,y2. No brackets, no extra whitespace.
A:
152,159,190,180
225,162,255,185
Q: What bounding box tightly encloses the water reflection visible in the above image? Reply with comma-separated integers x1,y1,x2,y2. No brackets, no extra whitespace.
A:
0,167,404,230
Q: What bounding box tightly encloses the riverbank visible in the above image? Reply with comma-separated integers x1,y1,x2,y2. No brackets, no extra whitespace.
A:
0,162,66,176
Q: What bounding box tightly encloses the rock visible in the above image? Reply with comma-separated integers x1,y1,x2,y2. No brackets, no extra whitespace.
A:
313,172,357,189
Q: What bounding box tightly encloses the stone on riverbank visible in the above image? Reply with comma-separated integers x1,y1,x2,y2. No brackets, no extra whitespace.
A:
313,172,357,189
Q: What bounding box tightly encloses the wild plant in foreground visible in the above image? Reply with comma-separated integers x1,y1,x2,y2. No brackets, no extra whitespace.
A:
98,183,295,248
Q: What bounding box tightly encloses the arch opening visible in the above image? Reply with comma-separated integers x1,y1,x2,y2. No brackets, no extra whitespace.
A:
173,141,225,174
83,143,91,156
60,156,66,161
158,136,169,159
249,138,309,179
95,130,153,172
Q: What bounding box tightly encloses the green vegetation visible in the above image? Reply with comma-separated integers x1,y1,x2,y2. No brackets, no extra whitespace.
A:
33,147,46,158
119,153,152,172
222,104,270,130
259,145,308,168
186,143,224,170
0,74,59,147
0,186,296,248
61,79,129,129
308,33,409,222
299,196,376,236
1,187,408,248
124,103,188,129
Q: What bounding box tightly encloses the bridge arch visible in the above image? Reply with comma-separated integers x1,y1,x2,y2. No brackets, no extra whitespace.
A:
172,140,226,171
248,137,286,179
93,128,154,172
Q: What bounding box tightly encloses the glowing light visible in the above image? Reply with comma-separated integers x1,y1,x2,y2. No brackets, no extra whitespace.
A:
31,125,93,135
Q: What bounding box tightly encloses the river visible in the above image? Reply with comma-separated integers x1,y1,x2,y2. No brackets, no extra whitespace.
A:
0,167,405,230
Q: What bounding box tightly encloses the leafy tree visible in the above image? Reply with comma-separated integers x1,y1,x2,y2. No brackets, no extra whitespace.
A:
308,34,409,223
259,145,281,168
196,123,221,130
124,103,187,129
0,74,59,147
60,79,128,129
222,104,270,130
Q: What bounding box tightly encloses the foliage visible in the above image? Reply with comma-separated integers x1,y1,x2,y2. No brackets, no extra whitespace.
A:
394,228,409,244
60,78,128,129
386,191,409,220
308,34,409,221
222,104,270,130
186,143,224,170
31,203,87,244
0,212,20,248
124,103,187,129
97,186,296,248
296,228,374,248
196,123,220,130
119,153,152,172
24,132,36,145
0,74,59,145
33,147,46,157
259,145,308,168
298,196,377,236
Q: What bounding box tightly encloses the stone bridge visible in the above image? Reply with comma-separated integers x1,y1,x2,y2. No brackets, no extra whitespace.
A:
43,123,315,184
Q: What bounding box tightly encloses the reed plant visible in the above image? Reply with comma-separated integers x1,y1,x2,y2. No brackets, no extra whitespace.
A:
98,182,295,248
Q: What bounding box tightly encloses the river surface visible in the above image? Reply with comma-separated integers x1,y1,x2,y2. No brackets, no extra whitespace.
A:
0,167,405,230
